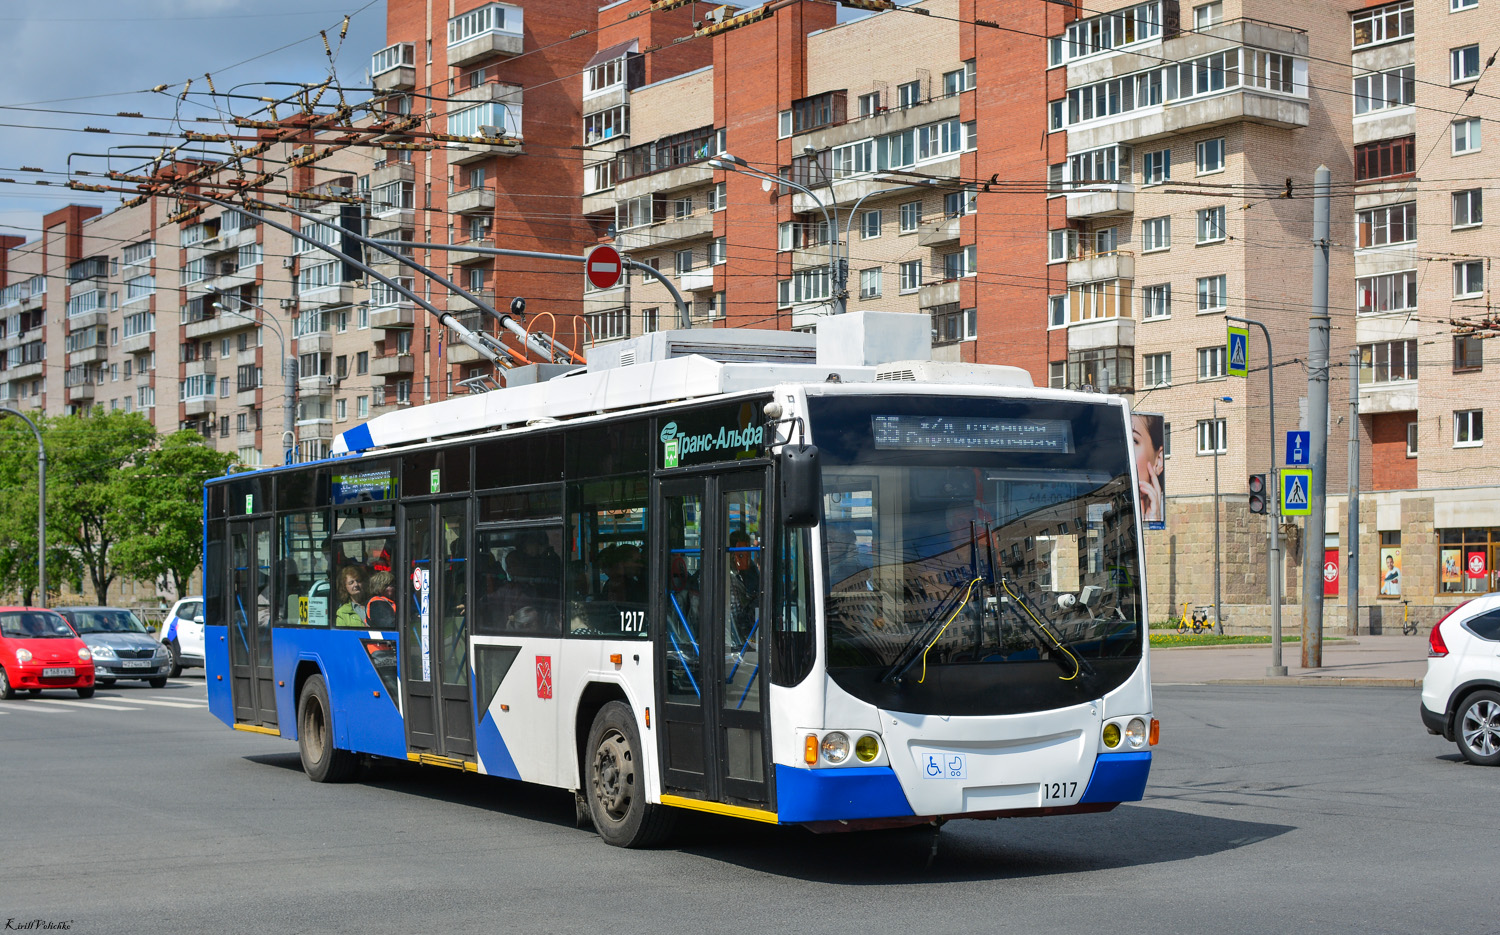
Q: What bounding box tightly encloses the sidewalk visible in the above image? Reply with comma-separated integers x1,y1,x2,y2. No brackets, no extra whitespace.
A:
1150,633,1429,687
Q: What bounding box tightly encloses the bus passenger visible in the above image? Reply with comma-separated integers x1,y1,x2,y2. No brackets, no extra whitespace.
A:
366,571,397,629
335,565,369,628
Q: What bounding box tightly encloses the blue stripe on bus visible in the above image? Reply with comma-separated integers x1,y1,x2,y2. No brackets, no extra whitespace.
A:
474,710,521,780
268,629,407,759
773,764,915,824
206,625,233,726
1078,751,1152,804
341,422,374,452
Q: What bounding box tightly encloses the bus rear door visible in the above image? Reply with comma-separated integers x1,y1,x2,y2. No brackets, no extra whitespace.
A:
227,516,277,727
656,470,771,810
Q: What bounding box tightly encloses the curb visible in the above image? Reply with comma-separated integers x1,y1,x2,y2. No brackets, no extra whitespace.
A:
1201,677,1422,688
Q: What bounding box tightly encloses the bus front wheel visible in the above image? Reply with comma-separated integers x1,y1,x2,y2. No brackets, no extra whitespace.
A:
298,674,359,783
585,701,674,848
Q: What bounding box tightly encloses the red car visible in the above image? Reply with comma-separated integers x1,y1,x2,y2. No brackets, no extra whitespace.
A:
0,607,96,699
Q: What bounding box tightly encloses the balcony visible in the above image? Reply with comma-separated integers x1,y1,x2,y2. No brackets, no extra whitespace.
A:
185,314,249,341
448,240,494,265
297,284,355,308
67,309,107,330
297,420,335,441
447,136,523,166
794,94,960,156
614,213,713,252
678,269,715,292
447,2,524,68
295,331,332,355
238,388,259,408
122,330,153,355
451,79,523,108
66,382,95,402
135,369,153,387
67,345,107,367
370,304,416,330
183,356,216,379
371,42,416,92
917,280,961,309
447,100,523,165
450,290,497,314
369,161,415,190
183,395,216,417
790,247,835,271
1067,249,1134,284
1359,380,1418,415
19,289,46,311
5,361,43,382
1065,185,1135,219
371,354,415,377
449,187,497,215
791,156,962,214
298,374,335,396
917,215,962,247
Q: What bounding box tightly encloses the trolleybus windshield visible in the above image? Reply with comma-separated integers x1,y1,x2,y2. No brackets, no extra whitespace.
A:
808,394,1143,716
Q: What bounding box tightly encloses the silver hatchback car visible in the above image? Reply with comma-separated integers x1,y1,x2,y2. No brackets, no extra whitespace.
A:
57,607,173,688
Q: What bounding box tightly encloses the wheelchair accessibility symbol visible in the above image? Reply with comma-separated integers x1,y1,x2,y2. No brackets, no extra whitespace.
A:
923,753,967,780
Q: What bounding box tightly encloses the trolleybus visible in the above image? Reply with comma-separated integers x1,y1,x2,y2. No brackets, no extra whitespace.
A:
203,316,1156,846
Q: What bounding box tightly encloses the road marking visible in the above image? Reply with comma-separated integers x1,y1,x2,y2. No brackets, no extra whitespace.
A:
128,698,205,709
26,698,143,711
146,695,207,704
1,704,69,713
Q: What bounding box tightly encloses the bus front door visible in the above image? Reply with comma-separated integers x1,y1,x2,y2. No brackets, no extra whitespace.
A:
656,471,771,810
399,498,475,762
228,518,277,727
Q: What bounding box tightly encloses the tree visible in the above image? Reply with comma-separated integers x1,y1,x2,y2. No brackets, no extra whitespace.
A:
44,410,157,604
0,412,77,605
113,431,236,600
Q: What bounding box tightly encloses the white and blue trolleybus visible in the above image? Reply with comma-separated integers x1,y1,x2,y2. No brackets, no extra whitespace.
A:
203,313,1156,846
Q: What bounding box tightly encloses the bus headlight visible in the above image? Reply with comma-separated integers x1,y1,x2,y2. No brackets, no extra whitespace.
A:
1125,718,1147,749
821,731,850,764
1102,723,1122,748
854,735,880,763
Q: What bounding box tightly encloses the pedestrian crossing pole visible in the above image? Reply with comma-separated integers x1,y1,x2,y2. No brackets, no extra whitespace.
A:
1303,166,1332,668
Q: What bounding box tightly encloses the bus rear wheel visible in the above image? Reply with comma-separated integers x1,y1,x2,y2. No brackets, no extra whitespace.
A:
585,701,674,848
298,674,359,783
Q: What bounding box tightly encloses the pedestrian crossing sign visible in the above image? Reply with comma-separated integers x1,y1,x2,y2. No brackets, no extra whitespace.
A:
1227,325,1249,378
1281,468,1312,516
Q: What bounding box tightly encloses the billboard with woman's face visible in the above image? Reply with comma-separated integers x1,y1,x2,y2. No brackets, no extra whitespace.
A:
1131,412,1166,529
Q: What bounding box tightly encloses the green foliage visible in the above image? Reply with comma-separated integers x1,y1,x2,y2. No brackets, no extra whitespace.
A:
113,431,235,600
0,410,78,603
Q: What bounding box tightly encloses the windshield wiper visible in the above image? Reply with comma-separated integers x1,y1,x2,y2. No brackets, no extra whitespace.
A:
881,575,980,684
996,577,1093,680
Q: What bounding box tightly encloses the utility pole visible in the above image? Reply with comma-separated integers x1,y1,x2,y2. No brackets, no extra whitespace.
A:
1348,346,1360,635
1213,395,1230,634
1303,166,1332,668
0,407,45,607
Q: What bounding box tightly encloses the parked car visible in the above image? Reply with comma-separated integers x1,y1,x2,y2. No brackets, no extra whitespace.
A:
160,596,205,677
1421,595,1500,765
56,607,173,688
0,607,95,699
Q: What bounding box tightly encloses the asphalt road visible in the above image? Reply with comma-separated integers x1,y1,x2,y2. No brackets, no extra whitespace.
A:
0,678,1490,935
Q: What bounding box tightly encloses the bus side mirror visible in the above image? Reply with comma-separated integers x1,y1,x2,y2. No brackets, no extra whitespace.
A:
779,445,821,528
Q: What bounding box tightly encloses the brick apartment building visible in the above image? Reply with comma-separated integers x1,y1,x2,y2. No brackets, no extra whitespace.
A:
0,0,1493,624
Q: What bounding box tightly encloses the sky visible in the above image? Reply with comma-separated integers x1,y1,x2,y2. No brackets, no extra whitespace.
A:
0,0,389,243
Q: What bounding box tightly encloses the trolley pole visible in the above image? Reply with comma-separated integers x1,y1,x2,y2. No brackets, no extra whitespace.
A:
0,406,45,607
1303,166,1332,668
1348,346,1360,635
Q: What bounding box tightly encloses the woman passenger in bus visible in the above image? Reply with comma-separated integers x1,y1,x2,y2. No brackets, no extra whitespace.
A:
365,571,397,629
335,564,370,628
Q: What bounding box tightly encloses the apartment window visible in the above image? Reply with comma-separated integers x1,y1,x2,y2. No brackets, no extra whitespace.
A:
1144,352,1172,387
1454,0,1478,10
897,80,922,109
1095,227,1118,254
356,351,369,375
1357,202,1416,247
944,188,978,217
1455,260,1485,297
1142,216,1171,252
1353,67,1415,114
1357,270,1418,314
1197,274,1227,313
931,304,977,345
1454,118,1482,154
1055,1,1164,64
942,245,976,280
357,396,369,418
675,249,694,275
1142,148,1170,185
1355,136,1415,180
859,267,882,299
899,201,922,233
1196,206,1226,243
778,110,792,138
860,210,882,239
584,54,627,97
1407,421,1418,457
1142,283,1172,319
584,160,616,194
395,380,411,405
1193,1,1222,28
708,238,726,266
1196,137,1225,174
1455,334,1484,371
1068,346,1134,393
583,105,629,144
616,195,653,231
709,183,726,212
1455,409,1484,447
858,91,881,116
1197,418,1227,454
899,260,923,293
1049,295,1067,328
1048,229,1078,263
1066,279,1132,322
777,280,792,308
1454,189,1484,228
943,61,974,96
1352,1,1413,47
1359,339,1418,383
1049,362,1066,388
1452,45,1481,83
789,268,831,304
1198,345,1227,380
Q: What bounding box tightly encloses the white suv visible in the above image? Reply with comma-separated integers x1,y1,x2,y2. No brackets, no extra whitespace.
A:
161,597,205,677
1421,594,1500,765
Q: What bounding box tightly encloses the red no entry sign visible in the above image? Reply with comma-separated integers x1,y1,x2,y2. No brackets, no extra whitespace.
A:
586,244,622,290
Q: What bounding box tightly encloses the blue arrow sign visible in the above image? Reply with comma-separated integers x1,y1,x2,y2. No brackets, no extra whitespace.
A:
1286,430,1310,466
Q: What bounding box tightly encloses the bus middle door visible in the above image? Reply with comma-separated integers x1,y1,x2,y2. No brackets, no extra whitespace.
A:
400,497,475,762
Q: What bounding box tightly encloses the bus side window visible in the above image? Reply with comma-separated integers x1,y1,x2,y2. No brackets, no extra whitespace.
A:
278,510,332,627
474,526,563,635
772,526,815,686
566,475,649,638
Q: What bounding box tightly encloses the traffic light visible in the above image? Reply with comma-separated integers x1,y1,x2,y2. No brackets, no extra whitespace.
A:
1248,473,1268,514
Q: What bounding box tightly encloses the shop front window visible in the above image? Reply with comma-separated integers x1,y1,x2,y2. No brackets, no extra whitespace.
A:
1439,528,1500,594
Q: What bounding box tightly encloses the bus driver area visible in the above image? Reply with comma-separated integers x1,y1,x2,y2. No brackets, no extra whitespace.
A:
202,313,1156,846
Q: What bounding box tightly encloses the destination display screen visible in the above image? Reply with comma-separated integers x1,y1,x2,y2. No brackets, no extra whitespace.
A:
871,415,1074,453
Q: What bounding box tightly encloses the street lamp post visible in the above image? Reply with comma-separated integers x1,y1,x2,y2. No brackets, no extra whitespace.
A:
0,407,45,606
709,153,846,317
1212,395,1232,635
213,300,296,465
